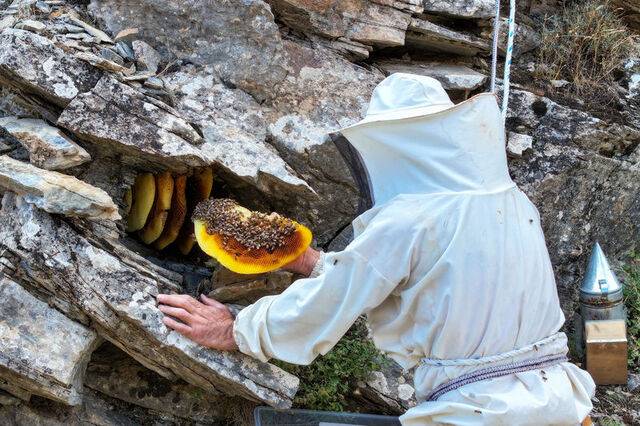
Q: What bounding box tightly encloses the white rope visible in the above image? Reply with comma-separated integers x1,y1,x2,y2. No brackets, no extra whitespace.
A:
501,0,517,121
421,332,565,366
425,354,567,401
489,0,501,93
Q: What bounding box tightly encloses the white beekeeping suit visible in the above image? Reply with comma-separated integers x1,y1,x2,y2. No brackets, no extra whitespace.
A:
234,73,595,425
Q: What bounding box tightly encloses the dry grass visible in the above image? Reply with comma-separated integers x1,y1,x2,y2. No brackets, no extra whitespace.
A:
536,0,637,97
592,385,640,425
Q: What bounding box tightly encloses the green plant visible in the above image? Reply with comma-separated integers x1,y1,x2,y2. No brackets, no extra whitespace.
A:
598,417,626,426
536,1,637,97
276,319,387,412
623,254,640,371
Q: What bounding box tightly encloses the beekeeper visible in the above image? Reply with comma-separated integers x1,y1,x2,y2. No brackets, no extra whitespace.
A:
157,73,595,425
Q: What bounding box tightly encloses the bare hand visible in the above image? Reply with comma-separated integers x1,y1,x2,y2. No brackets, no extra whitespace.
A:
156,294,238,351
282,247,321,277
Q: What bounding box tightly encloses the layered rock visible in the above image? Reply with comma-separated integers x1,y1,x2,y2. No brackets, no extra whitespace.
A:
0,21,318,233
376,60,487,92
209,268,295,304
0,0,638,420
0,29,101,111
0,156,120,220
86,0,385,244
85,343,237,423
0,194,299,408
479,18,541,57
56,76,205,172
0,388,227,425
0,86,37,118
155,66,313,203
266,0,418,49
266,40,383,243
0,117,91,170
88,0,288,101
422,0,494,19
406,17,490,55
0,276,99,405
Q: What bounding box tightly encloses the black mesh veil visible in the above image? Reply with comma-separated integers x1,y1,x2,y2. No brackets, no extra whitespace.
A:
329,132,374,215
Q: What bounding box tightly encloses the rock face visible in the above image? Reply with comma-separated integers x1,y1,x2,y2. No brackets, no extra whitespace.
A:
480,18,541,57
88,0,288,101
507,132,533,157
376,60,487,91
525,157,640,315
0,156,120,220
267,0,418,49
355,361,416,415
625,58,640,100
0,387,232,425
507,89,640,164
406,17,490,55
57,76,206,172
0,195,299,408
0,0,639,421
209,268,295,304
0,117,91,170
83,0,389,245
266,41,382,243
0,277,99,405
0,29,101,109
506,89,640,315
422,0,494,19
85,343,235,423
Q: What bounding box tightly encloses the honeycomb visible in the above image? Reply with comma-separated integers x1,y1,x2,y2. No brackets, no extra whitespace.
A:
125,169,312,274
192,198,312,274
126,169,208,251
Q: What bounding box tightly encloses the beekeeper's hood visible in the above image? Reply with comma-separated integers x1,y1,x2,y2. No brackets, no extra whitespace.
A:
334,73,514,209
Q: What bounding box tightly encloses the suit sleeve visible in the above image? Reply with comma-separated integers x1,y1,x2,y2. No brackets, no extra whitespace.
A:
232,215,411,364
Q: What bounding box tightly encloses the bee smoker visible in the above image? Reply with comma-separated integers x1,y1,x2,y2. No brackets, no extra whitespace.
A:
579,242,625,322
580,242,627,385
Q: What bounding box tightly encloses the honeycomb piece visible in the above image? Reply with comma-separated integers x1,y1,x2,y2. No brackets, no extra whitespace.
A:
193,199,312,274
139,172,174,244
126,173,155,232
154,175,187,250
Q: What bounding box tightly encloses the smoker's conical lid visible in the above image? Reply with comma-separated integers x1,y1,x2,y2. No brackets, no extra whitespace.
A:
580,242,623,297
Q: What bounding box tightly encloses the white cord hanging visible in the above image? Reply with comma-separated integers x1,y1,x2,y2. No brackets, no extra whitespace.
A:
490,0,517,121
501,0,516,121
489,0,501,93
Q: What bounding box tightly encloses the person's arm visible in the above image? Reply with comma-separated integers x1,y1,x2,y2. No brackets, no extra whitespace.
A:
155,247,321,351
156,293,239,350
232,244,401,364
282,246,322,277
158,210,411,363
155,243,397,363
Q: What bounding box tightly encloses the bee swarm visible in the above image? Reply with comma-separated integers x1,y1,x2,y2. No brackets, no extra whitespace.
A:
193,198,296,253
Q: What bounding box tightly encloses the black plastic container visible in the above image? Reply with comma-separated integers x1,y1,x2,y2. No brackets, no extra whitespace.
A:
254,407,402,426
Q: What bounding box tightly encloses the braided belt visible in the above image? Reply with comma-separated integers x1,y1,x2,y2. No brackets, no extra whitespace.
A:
424,353,567,401
422,333,567,401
